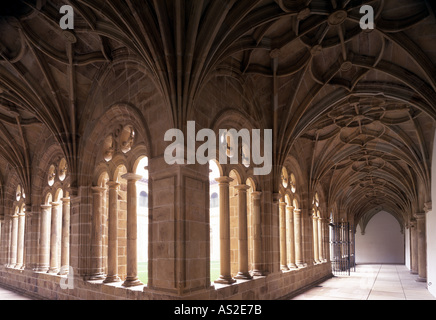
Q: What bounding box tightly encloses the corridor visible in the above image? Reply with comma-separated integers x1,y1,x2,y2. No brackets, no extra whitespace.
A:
291,265,435,300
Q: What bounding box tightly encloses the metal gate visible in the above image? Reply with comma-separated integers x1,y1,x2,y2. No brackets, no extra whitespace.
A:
329,222,355,276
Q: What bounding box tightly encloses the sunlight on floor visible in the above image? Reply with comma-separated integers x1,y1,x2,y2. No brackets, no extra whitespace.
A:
291,265,436,300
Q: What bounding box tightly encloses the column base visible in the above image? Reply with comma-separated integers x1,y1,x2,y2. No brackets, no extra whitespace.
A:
122,277,144,287
281,265,290,271
288,263,298,269
416,276,427,283
58,267,70,276
88,273,106,281
35,266,49,273
214,276,236,285
234,272,253,280
103,275,121,283
47,267,59,274
25,265,35,271
251,269,264,277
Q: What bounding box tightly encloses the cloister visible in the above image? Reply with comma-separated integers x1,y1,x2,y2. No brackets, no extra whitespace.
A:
0,0,435,300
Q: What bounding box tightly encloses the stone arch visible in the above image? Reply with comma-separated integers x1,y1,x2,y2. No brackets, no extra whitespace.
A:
78,103,152,186
31,141,66,207
113,163,128,185
109,154,129,182
3,168,23,211
283,155,307,198
284,193,292,207
210,108,265,180
293,195,301,210
54,188,64,203
44,193,53,206
229,169,242,186
358,210,404,236
210,159,223,178
246,177,257,193
93,162,110,187
281,167,289,189
313,185,328,219
128,145,149,174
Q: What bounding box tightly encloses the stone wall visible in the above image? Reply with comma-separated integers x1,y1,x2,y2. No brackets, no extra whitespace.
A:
0,263,331,300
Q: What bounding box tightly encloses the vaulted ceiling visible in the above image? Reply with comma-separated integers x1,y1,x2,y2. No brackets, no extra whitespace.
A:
0,0,435,226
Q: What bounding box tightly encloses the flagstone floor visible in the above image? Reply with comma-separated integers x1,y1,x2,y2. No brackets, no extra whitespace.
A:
291,264,435,300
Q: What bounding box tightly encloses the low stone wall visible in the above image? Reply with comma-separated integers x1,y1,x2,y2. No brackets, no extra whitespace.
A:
0,263,331,300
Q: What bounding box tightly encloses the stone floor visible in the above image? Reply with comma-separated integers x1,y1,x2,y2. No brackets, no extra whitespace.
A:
291,264,436,300
0,285,34,300
1,264,434,301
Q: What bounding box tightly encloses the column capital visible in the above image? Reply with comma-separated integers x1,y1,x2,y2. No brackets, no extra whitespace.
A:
251,191,262,199
215,176,233,185
234,184,251,192
414,212,426,220
50,202,61,208
106,181,120,189
286,205,295,211
294,208,302,214
121,173,143,182
61,197,71,204
40,204,51,210
91,186,106,194
424,202,432,213
273,193,281,203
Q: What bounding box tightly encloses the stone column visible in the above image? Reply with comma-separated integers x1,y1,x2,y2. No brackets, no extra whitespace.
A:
10,213,18,268
59,197,71,275
319,218,327,262
104,182,121,283
89,187,106,280
24,209,34,270
410,220,418,274
122,173,144,287
279,200,289,271
214,176,236,284
286,206,297,269
312,214,320,264
251,192,263,276
415,213,427,282
234,184,252,280
16,211,26,269
0,221,3,266
48,202,61,273
38,205,51,272
294,209,304,268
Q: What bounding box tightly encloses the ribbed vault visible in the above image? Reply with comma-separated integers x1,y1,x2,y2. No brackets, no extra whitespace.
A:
0,0,435,228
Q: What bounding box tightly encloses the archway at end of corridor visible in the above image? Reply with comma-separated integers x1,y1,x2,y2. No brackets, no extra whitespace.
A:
355,211,405,265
